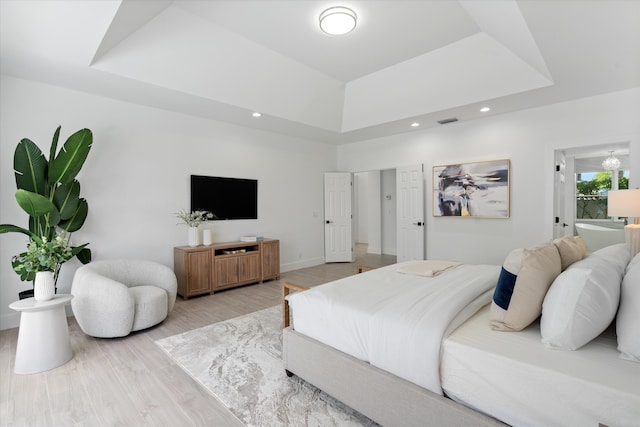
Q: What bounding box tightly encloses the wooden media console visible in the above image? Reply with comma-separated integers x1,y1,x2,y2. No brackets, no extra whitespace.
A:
174,239,280,299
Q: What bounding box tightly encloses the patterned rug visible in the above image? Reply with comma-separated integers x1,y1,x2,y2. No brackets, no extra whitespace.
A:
155,306,378,426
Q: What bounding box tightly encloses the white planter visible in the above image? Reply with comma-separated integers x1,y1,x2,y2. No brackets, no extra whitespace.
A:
34,271,55,301
188,227,199,247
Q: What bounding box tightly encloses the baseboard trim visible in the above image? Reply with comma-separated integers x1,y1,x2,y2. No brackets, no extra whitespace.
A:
382,247,397,256
281,257,325,273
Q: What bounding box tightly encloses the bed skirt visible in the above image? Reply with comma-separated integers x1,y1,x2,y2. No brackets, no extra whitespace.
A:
283,327,506,427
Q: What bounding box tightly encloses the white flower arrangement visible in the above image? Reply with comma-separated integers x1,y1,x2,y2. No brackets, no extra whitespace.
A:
176,209,215,227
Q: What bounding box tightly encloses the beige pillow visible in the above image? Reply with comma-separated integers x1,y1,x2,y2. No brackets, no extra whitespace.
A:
553,236,584,271
490,243,562,331
573,235,587,258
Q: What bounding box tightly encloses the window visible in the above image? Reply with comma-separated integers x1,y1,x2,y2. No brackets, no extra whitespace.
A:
576,170,629,219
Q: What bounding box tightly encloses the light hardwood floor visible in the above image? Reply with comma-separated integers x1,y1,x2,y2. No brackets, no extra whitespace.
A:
0,246,395,426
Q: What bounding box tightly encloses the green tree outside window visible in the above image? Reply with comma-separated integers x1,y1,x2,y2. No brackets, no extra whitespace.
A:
576,171,629,219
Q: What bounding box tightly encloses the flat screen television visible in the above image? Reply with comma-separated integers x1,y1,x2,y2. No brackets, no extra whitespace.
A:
190,175,258,220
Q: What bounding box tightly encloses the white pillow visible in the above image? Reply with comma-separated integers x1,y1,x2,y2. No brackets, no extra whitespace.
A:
617,252,640,362
541,244,631,350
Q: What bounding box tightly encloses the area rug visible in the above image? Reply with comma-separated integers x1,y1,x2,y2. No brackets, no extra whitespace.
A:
155,306,378,426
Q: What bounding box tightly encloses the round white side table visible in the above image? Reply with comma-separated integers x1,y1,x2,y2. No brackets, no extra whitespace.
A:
9,294,74,375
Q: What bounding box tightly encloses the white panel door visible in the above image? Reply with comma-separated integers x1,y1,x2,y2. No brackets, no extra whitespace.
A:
397,165,425,262
324,172,353,262
553,150,569,238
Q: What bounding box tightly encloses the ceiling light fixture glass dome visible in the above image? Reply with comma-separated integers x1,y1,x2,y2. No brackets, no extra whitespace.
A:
602,151,621,170
319,7,357,35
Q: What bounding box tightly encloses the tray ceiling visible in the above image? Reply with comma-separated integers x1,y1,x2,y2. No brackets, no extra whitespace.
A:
1,0,638,144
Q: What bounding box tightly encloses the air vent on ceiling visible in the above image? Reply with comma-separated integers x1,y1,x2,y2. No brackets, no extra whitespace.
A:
437,117,459,125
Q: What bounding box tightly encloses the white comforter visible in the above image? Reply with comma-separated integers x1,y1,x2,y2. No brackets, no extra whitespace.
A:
287,261,500,395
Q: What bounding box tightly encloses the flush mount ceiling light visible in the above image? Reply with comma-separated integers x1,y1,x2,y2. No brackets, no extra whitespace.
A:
319,7,357,35
602,151,621,170
480,107,491,113
252,112,262,117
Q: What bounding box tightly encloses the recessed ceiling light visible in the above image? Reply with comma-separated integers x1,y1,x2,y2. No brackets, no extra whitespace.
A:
252,112,262,117
319,7,357,35
411,122,420,127
480,107,491,113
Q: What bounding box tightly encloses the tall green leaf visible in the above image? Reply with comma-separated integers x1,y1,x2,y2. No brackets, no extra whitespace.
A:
0,224,39,242
47,205,61,228
59,198,88,232
15,189,54,217
49,128,92,185
14,139,47,194
53,180,80,220
49,125,61,170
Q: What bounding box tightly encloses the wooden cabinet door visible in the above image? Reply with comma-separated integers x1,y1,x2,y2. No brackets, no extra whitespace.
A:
174,247,211,298
238,253,261,283
262,240,280,280
215,257,239,288
187,250,211,295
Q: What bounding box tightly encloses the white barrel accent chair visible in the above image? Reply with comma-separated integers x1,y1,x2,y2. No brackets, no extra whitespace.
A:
71,259,177,338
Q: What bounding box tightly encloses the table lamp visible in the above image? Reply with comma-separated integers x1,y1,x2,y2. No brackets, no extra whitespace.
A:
608,189,640,257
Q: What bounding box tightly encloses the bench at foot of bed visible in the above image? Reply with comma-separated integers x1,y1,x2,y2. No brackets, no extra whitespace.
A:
282,282,309,328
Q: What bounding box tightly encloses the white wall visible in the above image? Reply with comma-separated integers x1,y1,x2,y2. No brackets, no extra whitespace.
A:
338,88,640,265
0,75,336,329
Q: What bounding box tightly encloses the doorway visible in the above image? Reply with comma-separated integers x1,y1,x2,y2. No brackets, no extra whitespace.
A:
554,142,630,240
353,169,397,257
353,165,426,263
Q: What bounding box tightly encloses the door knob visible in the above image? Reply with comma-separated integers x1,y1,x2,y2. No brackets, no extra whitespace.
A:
412,221,423,226
326,220,333,224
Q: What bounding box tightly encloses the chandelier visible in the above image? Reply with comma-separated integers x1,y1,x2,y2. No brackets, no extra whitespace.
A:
602,151,621,171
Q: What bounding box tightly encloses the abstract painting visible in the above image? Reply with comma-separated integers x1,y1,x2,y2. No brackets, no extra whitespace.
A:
433,159,510,218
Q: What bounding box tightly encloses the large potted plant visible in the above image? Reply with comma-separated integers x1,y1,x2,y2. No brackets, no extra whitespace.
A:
0,126,93,298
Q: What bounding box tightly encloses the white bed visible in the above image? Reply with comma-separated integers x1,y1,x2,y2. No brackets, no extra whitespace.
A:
289,262,499,394
284,255,640,427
